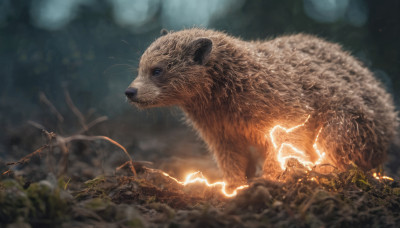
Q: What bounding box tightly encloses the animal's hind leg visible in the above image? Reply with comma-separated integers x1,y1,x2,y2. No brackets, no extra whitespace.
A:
262,151,283,179
316,114,386,171
262,119,319,176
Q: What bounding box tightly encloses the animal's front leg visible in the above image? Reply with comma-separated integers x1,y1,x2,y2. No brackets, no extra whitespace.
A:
212,144,249,189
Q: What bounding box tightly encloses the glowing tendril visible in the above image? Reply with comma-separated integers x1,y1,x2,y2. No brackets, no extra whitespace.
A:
161,171,249,197
268,115,326,170
373,172,394,181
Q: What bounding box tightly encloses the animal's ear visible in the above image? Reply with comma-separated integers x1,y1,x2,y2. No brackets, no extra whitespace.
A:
160,29,169,36
189,38,213,65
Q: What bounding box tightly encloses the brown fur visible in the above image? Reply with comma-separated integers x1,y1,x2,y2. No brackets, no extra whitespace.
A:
126,29,398,186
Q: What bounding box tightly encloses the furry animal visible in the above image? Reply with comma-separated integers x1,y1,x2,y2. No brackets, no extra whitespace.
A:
125,29,398,187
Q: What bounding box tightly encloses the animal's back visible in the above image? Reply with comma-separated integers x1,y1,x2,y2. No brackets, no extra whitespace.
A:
251,34,397,171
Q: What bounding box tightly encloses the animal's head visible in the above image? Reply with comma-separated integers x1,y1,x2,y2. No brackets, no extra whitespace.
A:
125,29,214,109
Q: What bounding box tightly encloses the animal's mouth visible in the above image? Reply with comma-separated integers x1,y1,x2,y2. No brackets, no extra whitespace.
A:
128,98,157,109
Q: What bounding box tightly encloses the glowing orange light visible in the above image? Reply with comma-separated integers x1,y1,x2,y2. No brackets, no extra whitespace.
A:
268,115,326,170
161,171,249,197
373,172,394,181
152,116,333,197
309,177,320,184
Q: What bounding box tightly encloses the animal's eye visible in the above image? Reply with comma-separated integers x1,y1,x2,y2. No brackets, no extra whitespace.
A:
152,68,163,76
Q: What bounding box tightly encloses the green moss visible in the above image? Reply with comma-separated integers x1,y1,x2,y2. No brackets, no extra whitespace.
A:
0,180,31,224
147,202,175,219
57,177,72,190
74,175,110,200
126,218,145,228
391,188,400,196
83,197,116,219
146,195,156,204
26,181,70,221
83,197,111,211
0,177,73,225
84,175,106,188
1,179,24,191
346,168,372,191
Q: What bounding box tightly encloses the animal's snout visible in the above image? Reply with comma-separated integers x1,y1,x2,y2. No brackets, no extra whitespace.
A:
125,87,138,99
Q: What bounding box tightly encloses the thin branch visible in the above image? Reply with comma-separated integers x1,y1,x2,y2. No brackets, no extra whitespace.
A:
58,135,137,177
39,92,64,122
63,88,88,131
117,160,153,172
27,120,47,131
5,144,49,167
8,89,135,178
27,121,57,173
77,116,108,135
4,134,137,177
116,161,132,171
44,129,56,173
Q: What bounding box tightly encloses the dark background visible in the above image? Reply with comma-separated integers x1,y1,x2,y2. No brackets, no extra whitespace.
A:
0,0,399,177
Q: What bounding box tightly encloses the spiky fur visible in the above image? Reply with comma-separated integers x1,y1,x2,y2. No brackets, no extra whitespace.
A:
128,29,398,186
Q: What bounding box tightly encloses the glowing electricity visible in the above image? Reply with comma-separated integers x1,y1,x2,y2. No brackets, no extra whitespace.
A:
268,115,326,170
161,171,249,197
373,172,394,181
154,116,335,197
150,116,395,199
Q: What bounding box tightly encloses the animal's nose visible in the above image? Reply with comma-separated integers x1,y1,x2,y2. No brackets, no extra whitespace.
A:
125,87,138,98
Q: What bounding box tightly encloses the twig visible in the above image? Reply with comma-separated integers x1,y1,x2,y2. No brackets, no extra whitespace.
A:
117,161,153,172
3,129,56,174
4,144,49,173
63,88,88,131
39,92,64,122
27,120,47,131
43,129,56,173
57,135,137,177
4,134,137,177
7,89,136,178
2,170,12,175
117,161,132,171
77,116,108,135
57,136,70,176
27,121,57,173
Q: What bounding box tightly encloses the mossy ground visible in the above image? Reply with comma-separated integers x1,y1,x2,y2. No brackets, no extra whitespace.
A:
1,104,399,227
1,161,400,228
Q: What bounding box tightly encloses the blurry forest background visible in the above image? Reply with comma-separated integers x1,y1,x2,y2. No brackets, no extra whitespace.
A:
0,0,399,180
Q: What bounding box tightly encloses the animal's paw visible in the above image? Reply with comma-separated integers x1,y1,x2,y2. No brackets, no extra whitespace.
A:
225,176,248,193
